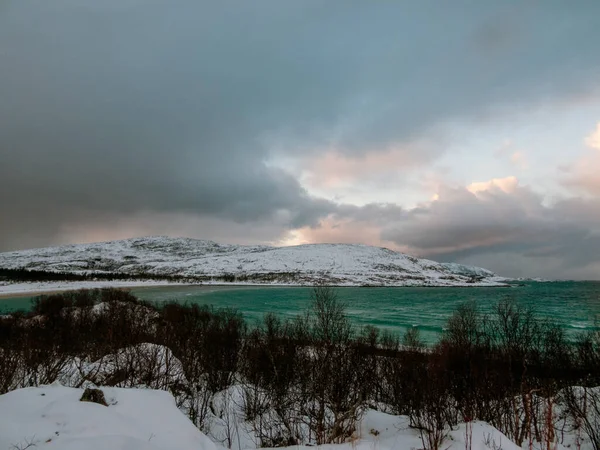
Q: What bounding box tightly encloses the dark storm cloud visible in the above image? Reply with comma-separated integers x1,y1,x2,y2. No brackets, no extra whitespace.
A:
1,1,600,251
379,184,600,279
289,183,600,279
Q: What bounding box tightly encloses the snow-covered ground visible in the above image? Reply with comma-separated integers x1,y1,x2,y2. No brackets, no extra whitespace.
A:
0,340,595,450
0,384,520,450
0,384,217,450
0,236,507,288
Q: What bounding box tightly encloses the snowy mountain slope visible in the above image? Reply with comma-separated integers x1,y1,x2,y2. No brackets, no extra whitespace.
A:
0,236,505,286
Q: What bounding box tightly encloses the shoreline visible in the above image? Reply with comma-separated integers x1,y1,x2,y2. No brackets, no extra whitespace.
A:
0,281,196,300
0,278,513,300
0,281,314,300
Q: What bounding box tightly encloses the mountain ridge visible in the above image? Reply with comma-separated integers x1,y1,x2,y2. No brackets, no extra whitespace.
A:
0,236,505,287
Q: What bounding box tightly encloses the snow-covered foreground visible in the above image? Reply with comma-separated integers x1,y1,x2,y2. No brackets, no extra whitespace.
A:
0,384,217,450
0,337,596,450
0,236,507,287
0,384,519,450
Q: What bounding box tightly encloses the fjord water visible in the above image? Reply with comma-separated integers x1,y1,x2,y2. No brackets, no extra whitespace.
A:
2,282,599,343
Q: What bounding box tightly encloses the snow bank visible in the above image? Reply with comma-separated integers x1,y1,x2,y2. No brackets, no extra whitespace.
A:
358,410,521,450
0,384,217,450
57,343,186,391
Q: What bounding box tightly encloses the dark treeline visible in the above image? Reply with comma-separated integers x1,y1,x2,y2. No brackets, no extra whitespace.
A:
0,267,305,284
0,267,191,282
0,287,598,450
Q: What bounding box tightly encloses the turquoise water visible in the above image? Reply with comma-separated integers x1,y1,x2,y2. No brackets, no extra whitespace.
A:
2,282,599,343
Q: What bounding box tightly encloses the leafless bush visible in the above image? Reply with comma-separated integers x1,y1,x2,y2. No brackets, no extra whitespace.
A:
402,326,425,352
562,386,600,450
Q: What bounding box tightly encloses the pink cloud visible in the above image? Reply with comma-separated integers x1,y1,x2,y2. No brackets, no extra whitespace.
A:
466,176,519,195
562,122,600,195
282,215,405,251
584,122,600,150
303,145,430,190
285,176,529,257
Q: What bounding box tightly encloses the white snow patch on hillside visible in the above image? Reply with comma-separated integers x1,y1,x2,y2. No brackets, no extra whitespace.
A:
0,236,507,287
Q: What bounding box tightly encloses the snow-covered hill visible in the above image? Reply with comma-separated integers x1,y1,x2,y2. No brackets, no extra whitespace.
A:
0,236,505,287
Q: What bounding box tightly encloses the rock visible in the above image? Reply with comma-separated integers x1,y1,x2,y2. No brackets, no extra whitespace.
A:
80,388,108,406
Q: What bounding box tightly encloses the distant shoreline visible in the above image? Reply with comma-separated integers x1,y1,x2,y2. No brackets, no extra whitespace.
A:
0,281,323,300
0,279,517,300
0,281,196,300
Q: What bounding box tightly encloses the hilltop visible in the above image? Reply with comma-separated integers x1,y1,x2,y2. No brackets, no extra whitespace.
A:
0,236,504,287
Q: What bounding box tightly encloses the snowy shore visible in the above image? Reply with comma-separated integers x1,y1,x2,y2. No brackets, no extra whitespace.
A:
0,280,189,298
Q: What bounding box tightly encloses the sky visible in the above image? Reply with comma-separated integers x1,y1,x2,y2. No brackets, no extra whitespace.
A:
2,1,600,279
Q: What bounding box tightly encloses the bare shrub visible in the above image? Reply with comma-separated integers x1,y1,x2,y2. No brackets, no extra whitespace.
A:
412,353,451,450
402,326,425,351
562,386,600,450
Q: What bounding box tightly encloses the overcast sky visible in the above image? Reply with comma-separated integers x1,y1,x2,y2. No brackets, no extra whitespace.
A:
2,1,600,279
